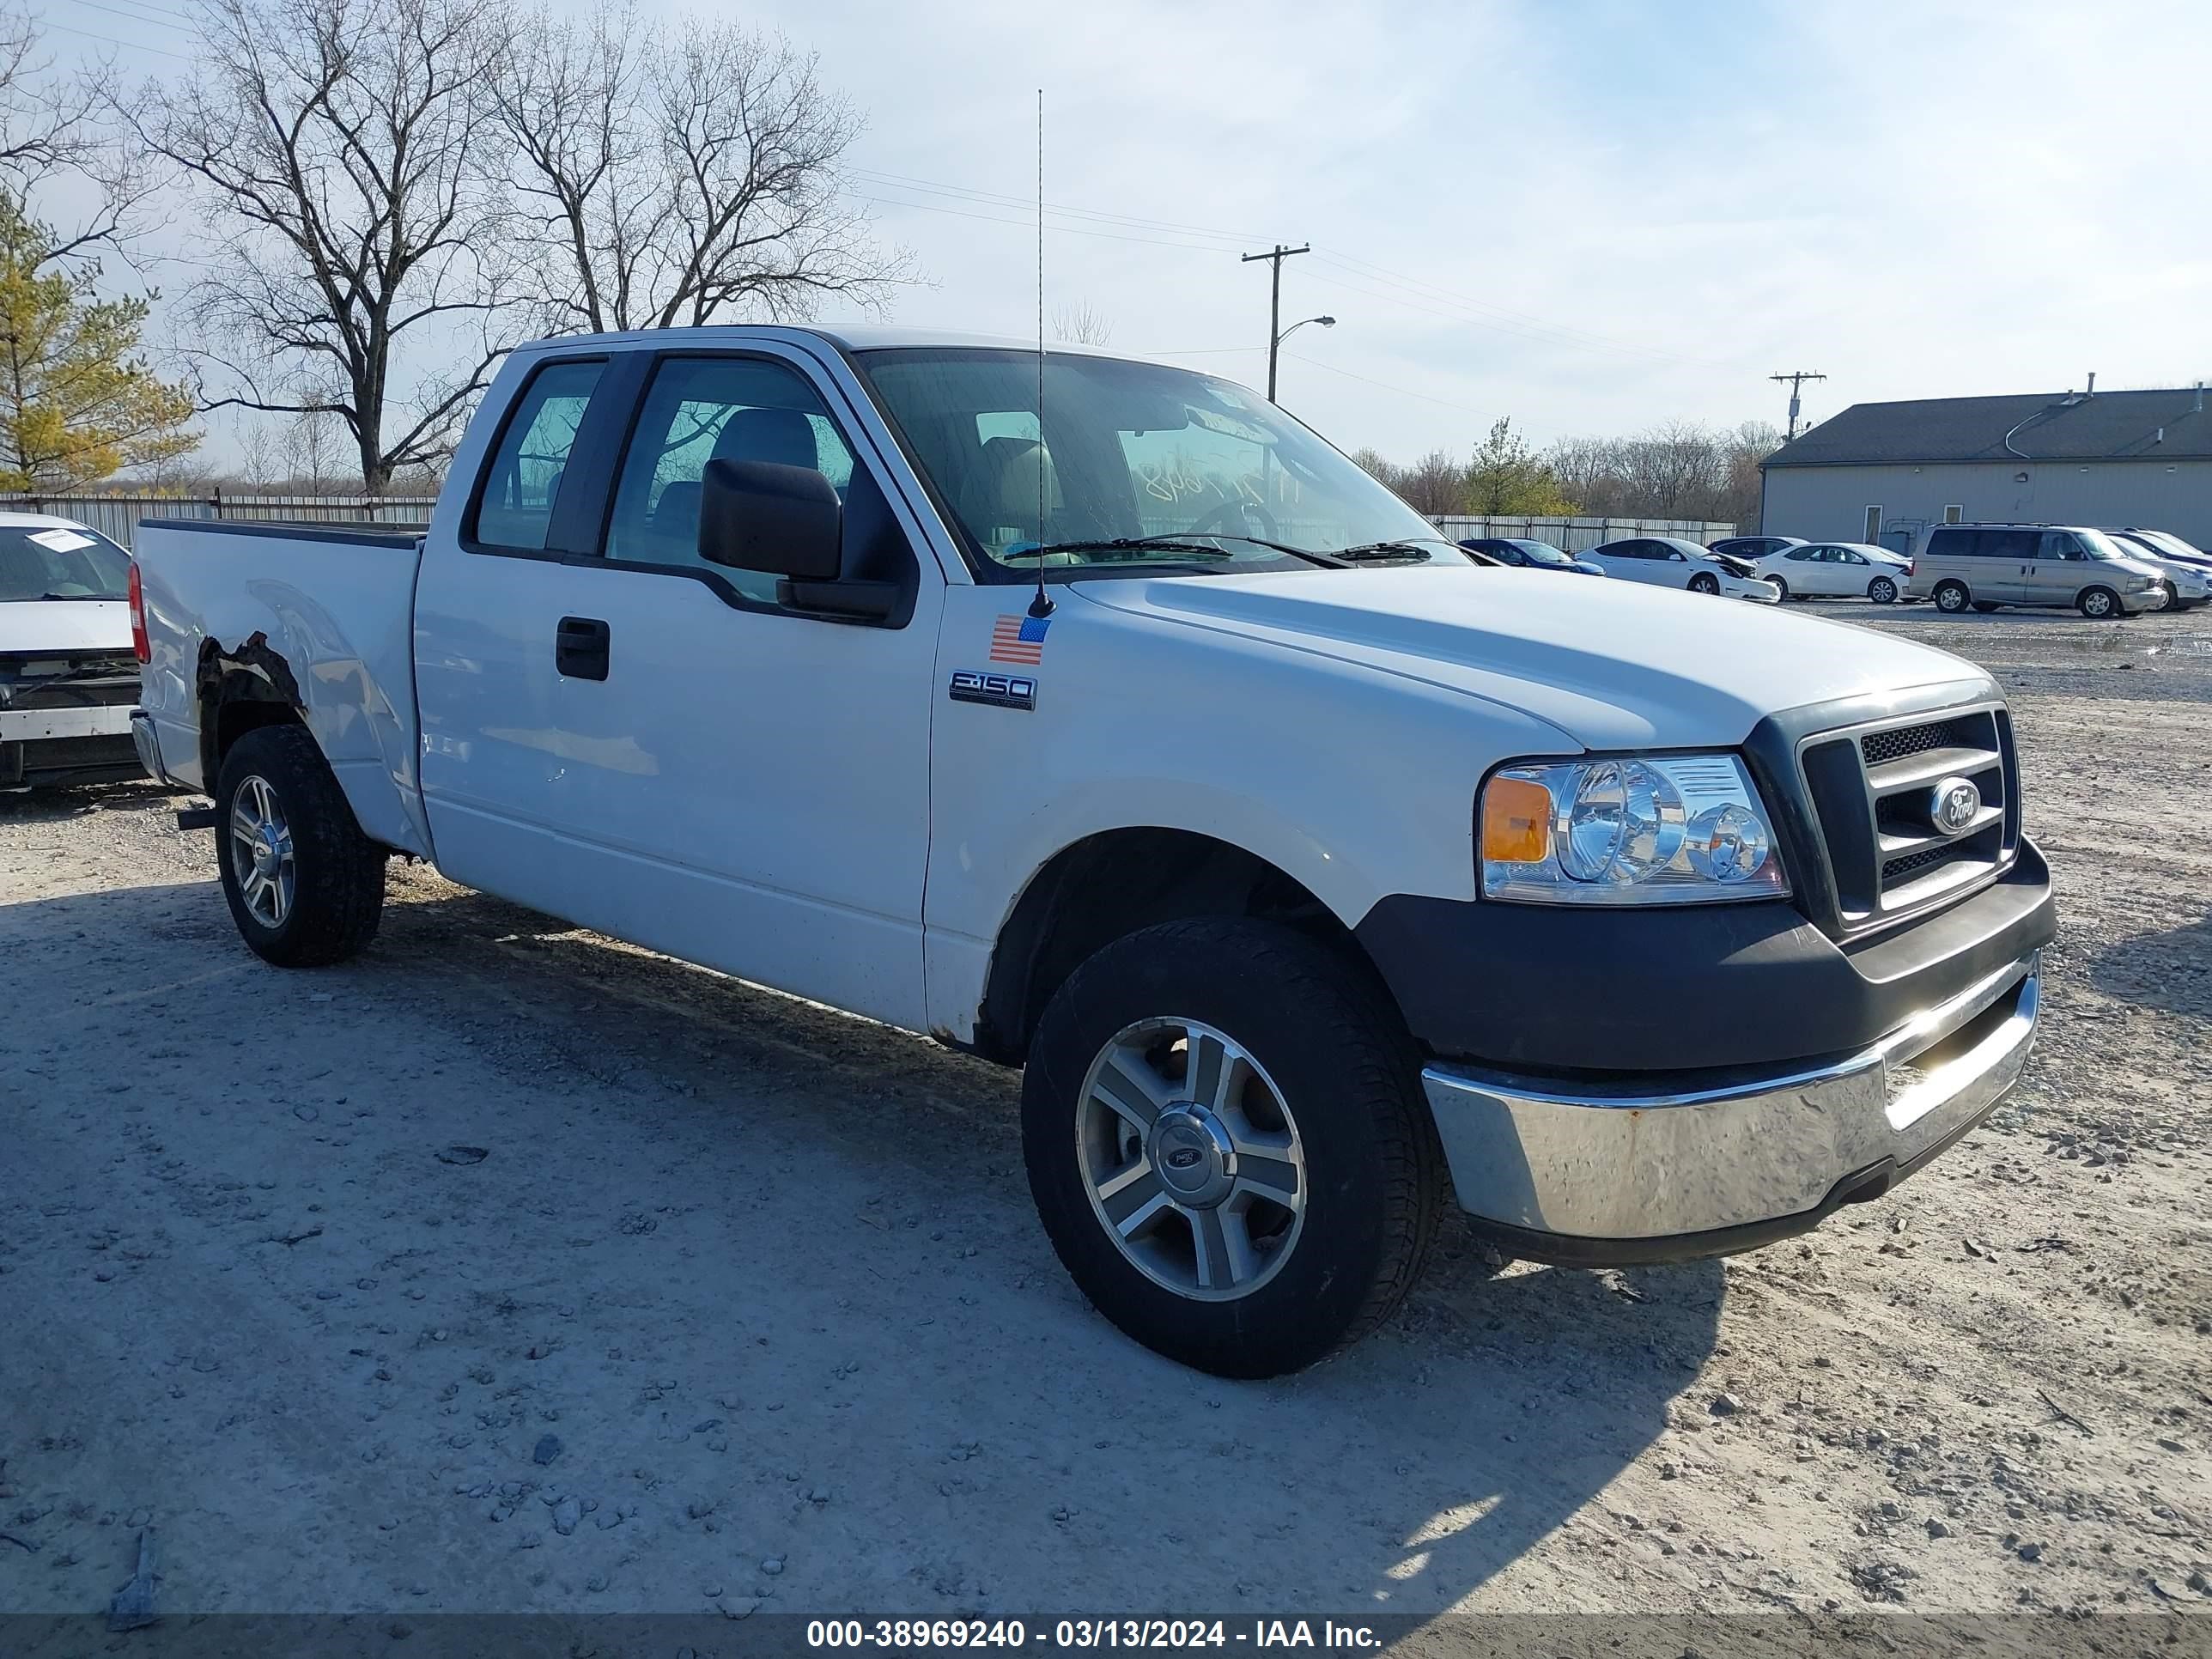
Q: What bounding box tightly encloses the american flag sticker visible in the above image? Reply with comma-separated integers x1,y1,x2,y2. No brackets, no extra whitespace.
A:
990,613,1052,665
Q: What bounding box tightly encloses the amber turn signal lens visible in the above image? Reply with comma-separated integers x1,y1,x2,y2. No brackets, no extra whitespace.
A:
1480,775,1553,864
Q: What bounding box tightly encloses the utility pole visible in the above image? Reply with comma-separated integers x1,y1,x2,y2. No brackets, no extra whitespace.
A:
1770,370,1826,440
1243,243,1311,402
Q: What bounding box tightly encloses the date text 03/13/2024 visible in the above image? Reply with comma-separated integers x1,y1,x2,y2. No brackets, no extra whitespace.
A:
805,1620,1382,1650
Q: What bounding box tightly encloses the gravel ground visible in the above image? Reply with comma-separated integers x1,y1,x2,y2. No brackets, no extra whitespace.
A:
2,603,2209,1636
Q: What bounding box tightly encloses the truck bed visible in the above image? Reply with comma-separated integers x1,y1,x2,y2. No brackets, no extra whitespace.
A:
132,517,435,857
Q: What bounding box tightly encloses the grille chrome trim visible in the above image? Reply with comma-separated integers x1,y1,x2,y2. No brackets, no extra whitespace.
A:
1796,701,2018,935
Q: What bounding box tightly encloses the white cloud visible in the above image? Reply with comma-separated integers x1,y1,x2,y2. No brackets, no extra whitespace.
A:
55,0,2212,470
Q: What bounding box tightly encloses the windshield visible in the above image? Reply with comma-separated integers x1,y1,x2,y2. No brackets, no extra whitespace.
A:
2080,528,2146,563
0,523,130,601
2135,530,2207,561
1509,539,1574,567
854,349,1471,577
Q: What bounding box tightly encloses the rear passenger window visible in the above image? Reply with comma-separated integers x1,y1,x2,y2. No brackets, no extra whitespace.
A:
605,356,857,603
1987,529,2039,561
473,360,604,551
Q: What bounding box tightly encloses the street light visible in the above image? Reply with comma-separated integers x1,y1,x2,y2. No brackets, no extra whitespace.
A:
1268,315,1335,401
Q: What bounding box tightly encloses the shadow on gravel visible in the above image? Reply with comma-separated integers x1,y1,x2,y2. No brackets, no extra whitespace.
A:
7,877,1723,1620
0,779,172,824
2087,908,2212,1018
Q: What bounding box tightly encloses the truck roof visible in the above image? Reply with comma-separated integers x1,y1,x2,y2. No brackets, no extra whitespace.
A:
507,324,1139,362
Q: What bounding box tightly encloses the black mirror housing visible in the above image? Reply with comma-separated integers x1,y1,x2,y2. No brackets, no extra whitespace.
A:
698,459,842,581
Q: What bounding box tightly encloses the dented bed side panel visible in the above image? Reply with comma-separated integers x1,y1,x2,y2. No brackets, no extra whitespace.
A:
133,522,434,858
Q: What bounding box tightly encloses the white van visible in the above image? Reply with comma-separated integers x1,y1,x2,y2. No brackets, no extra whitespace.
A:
1906,523,2168,618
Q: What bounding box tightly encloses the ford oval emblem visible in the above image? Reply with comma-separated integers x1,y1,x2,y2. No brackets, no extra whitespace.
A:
1165,1147,1206,1170
1929,776,1982,837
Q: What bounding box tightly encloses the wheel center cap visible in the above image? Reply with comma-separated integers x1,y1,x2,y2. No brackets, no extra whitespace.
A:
252,830,279,873
1147,1104,1237,1209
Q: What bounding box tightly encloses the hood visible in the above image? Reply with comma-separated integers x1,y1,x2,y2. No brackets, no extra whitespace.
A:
1073,567,1993,751
0,599,133,655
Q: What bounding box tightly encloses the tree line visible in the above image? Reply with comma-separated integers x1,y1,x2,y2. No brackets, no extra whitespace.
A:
1352,416,1783,532
0,0,902,493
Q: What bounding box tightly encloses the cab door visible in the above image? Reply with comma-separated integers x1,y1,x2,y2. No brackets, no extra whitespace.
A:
412,343,949,1030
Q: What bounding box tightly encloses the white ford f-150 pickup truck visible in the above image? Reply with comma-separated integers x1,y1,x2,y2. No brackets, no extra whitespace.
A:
131,326,2056,1376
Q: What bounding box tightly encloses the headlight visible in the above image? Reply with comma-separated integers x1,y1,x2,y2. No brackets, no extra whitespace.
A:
1480,754,1789,905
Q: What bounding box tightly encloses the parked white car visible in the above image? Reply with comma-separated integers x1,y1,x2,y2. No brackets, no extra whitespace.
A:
1754,541,1911,605
1583,536,1781,601
0,512,144,790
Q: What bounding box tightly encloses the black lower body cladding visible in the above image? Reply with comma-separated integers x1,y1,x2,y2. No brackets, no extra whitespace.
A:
1353,840,2056,1074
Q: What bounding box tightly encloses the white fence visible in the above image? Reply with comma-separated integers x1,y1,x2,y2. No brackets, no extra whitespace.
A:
3,493,439,550
11,494,1737,557
1431,514,1735,552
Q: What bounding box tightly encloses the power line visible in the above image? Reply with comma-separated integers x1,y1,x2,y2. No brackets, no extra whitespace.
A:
38,18,192,57
57,0,195,33
847,167,1255,246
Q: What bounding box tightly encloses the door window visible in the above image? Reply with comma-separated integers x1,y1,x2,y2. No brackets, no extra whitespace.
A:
472,360,605,551
1985,528,2039,561
2039,531,2087,561
606,356,858,603
1786,548,1816,562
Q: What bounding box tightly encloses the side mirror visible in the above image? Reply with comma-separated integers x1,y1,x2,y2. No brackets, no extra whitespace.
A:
698,458,842,581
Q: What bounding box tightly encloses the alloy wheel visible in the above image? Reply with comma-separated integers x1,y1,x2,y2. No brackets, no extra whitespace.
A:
229,774,297,928
1074,1018,1307,1302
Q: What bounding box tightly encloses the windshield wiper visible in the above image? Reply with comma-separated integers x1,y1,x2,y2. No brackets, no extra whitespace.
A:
1010,533,1346,569
1330,540,1435,562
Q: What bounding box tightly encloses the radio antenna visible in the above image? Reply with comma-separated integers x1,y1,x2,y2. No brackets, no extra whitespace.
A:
1027,86,1053,620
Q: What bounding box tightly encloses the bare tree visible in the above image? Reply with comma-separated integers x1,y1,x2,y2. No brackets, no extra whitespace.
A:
125,0,513,489
0,9,158,270
1051,300,1113,346
492,1,906,333
1394,447,1468,517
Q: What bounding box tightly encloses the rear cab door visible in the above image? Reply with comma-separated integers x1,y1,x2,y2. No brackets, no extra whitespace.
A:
410,335,952,1030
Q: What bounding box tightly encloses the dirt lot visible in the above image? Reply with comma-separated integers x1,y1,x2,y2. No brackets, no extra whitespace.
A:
2,604,2209,1635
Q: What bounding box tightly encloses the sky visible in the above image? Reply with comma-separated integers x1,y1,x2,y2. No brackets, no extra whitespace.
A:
38,0,2212,472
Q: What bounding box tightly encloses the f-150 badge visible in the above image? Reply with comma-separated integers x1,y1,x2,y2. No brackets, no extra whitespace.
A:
949,669,1036,711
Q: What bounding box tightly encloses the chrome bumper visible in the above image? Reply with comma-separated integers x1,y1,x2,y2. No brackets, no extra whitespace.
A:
130,709,174,787
1420,952,2040,1252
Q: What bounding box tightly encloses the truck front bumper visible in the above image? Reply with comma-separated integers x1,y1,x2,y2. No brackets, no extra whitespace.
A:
1421,951,2039,1263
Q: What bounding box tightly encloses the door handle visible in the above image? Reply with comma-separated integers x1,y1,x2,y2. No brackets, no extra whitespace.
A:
556,616,611,681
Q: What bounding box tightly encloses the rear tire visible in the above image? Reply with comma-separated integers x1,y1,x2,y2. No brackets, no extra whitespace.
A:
1768,577,1789,601
1933,580,1971,613
2077,586,2121,619
1687,572,1720,596
216,724,386,967
1868,575,1898,604
1021,917,1443,1378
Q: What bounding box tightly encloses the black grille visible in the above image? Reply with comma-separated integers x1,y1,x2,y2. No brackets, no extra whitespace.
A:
1803,704,2017,933
1882,843,1957,882
1861,715,1980,767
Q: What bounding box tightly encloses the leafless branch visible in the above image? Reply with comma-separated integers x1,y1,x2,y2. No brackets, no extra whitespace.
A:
490,3,910,336
120,0,516,489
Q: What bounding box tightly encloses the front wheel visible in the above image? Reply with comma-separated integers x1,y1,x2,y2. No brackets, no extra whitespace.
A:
1687,572,1720,595
216,724,386,966
2077,586,2122,619
1868,575,1899,604
1022,918,1443,1377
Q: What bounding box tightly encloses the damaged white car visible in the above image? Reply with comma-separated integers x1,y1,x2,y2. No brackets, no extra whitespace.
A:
0,513,145,791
